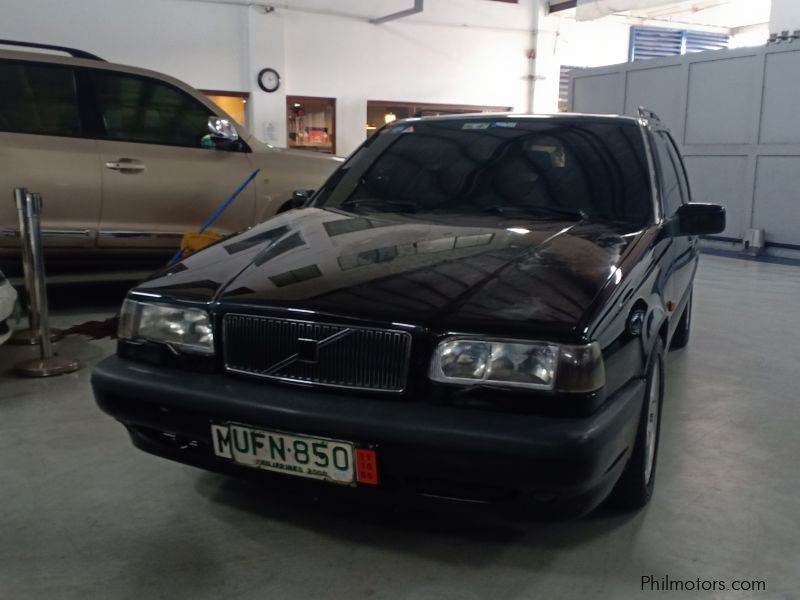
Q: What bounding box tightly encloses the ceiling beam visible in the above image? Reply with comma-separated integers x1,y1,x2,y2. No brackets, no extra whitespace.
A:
370,0,424,25
548,0,577,13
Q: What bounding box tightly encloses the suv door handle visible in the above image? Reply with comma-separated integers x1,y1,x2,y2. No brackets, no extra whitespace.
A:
105,159,146,173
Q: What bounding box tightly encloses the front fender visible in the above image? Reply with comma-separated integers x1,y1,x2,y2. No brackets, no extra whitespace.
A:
253,148,341,223
642,304,668,365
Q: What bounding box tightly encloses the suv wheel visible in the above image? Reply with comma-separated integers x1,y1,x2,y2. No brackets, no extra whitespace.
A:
669,292,692,350
609,337,664,510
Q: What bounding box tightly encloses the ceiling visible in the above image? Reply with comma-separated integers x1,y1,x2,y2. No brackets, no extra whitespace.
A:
558,0,771,29
619,0,770,28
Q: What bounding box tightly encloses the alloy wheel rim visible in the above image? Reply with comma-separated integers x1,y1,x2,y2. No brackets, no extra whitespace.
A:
644,363,660,484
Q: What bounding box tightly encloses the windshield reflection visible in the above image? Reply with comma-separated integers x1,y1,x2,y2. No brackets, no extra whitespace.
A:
314,117,652,225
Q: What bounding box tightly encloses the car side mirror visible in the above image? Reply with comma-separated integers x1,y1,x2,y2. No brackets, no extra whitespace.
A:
672,203,726,237
291,189,315,208
207,116,240,149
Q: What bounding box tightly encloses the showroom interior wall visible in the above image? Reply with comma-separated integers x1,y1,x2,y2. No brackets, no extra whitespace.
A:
248,0,553,154
548,17,631,67
2,0,553,156
569,42,800,259
546,15,766,67
281,10,533,155
531,8,755,120
731,23,771,48
0,0,250,91
770,0,800,32
1,0,767,156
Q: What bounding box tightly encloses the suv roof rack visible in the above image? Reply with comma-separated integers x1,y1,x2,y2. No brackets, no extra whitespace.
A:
637,107,662,123
0,39,105,61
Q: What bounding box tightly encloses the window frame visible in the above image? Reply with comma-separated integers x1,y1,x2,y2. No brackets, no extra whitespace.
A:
88,69,224,151
660,131,691,205
651,128,687,217
0,58,249,152
0,58,86,139
287,95,337,155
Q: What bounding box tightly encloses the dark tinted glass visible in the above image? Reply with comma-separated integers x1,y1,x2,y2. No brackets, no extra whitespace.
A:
653,131,685,216
317,118,653,224
0,61,81,136
92,72,212,147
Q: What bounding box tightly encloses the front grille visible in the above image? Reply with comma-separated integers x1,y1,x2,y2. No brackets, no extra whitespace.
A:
223,314,412,392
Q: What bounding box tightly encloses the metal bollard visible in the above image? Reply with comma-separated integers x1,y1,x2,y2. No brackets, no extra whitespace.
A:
8,187,62,345
13,191,79,377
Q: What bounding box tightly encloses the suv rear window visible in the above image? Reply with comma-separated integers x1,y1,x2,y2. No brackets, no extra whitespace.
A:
318,118,653,225
91,72,212,148
0,61,81,137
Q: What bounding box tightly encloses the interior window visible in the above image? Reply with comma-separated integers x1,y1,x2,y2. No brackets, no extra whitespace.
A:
92,72,213,148
0,61,81,137
653,131,683,217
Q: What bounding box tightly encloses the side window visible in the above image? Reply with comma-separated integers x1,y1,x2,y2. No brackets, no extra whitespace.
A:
91,71,213,148
652,131,684,217
0,61,81,137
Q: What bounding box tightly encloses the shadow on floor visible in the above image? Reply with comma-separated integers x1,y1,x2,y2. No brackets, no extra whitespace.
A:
193,470,643,567
37,281,132,311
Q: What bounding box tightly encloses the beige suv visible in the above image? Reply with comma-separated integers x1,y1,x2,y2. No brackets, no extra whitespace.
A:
0,40,338,261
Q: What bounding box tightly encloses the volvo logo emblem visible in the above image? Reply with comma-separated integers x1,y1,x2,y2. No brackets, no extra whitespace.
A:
297,338,319,363
261,328,354,375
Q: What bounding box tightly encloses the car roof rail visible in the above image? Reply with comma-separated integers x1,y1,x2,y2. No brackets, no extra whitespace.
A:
637,106,662,123
0,39,105,61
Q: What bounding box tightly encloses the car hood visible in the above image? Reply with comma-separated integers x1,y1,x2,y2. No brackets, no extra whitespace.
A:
135,208,644,338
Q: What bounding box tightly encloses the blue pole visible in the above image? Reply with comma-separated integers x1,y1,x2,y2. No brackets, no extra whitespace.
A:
167,168,260,266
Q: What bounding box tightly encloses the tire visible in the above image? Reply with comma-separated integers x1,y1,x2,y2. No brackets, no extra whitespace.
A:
669,291,692,350
609,337,665,510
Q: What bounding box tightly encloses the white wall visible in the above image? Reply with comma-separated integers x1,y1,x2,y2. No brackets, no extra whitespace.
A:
731,23,769,48
770,0,800,33
550,17,631,67
276,0,537,30
0,0,249,92
247,10,287,146
1,0,544,156
0,0,777,157
267,0,541,154
529,11,632,115
282,12,533,154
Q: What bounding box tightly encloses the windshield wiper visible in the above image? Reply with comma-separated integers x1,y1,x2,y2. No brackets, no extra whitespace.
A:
483,205,589,221
339,198,417,212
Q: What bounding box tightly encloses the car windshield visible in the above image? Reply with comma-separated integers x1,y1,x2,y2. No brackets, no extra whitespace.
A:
315,117,653,225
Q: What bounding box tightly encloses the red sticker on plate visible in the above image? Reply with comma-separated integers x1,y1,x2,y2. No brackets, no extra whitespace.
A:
355,448,379,485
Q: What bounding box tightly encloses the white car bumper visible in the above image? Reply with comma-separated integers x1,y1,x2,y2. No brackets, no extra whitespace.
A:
0,274,18,345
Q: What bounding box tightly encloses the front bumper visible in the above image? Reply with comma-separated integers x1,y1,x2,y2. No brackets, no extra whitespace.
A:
92,355,646,517
0,277,18,345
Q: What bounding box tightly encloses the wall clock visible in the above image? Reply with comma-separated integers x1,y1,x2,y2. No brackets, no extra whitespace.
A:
257,68,281,93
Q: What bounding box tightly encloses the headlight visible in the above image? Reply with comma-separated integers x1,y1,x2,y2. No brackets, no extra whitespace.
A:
429,337,604,393
118,299,214,355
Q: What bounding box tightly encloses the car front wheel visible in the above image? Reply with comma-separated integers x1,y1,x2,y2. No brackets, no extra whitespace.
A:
609,337,665,510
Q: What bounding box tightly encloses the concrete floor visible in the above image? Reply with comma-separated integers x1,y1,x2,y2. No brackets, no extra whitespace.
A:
1,255,798,599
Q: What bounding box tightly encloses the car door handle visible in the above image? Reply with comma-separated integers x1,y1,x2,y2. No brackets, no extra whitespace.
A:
105,159,146,173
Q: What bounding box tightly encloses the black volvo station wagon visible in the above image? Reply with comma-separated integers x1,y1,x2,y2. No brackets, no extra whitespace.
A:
92,112,725,517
